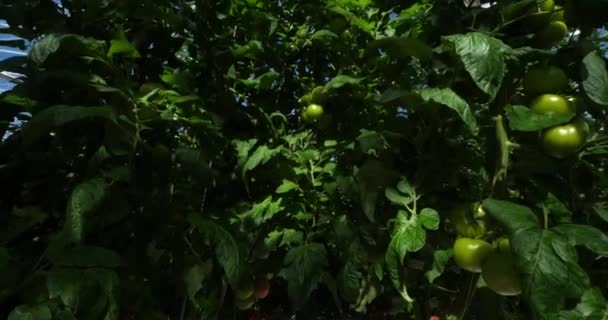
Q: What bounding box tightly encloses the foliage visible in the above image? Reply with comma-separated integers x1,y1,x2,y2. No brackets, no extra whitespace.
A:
0,0,607,319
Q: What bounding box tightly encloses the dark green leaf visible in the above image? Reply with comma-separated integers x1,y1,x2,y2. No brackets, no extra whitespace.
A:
581,51,608,107
377,88,409,104
506,105,575,131
482,199,540,232
443,32,509,99
29,33,105,65
64,177,110,243
512,228,590,318
283,243,328,308
425,249,453,284
23,105,115,144
558,288,608,320
593,205,608,223
8,304,52,320
552,224,608,256
418,87,478,133
189,215,242,287
324,75,362,91
47,245,121,268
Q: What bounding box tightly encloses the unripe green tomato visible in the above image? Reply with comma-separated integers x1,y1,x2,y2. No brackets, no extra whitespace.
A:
451,203,487,239
235,294,256,310
540,122,587,158
303,104,324,122
525,0,555,30
523,66,568,95
551,5,565,21
530,94,573,115
453,238,494,273
481,253,522,296
534,21,568,48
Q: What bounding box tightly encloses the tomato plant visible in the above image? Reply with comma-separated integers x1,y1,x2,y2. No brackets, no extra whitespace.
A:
0,1,607,320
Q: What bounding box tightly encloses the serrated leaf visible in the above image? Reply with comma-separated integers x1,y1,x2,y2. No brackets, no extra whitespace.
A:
232,40,263,59
240,71,280,90
328,7,375,34
539,193,572,224
276,179,299,194
552,224,608,256
29,33,105,65
385,212,427,302
482,199,540,232
443,32,509,99
506,105,575,131
23,105,115,144
242,145,283,181
8,304,52,320
338,241,368,304
356,129,388,156
581,51,608,107
368,37,432,59
243,196,284,224
512,227,590,318
64,177,109,243
283,243,328,308
419,208,440,230
107,33,140,58
425,249,453,284
233,139,258,167
189,215,242,287
418,87,478,133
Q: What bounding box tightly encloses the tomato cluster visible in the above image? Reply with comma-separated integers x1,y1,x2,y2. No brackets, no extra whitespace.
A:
450,204,522,296
233,275,271,311
523,65,589,159
502,0,568,48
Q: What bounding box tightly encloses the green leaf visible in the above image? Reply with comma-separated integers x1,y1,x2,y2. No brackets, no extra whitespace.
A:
184,261,214,301
276,179,299,194
482,199,540,232
242,145,283,181
356,129,389,156
310,30,339,43
107,32,141,58
338,240,368,304
512,227,590,318
385,211,429,302
232,40,264,59
592,205,608,223
581,51,608,107
240,71,280,90
189,215,242,287
243,196,284,224
377,88,410,104
552,224,608,256
442,32,509,99
506,105,575,131
47,245,121,268
265,229,305,249
64,177,110,243
539,193,572,224
8,304,52,320
425,249,453,284
175,147,215,183
29,33,105,65
328,7,375,34
356,160,398,222
385,188,414,208
417,88,478,133
419,208,440,230
46,268,120,320
283,243,328,308
324,75,362,91
558,288,608,320
368,37,432,59
23,105,115,144
233,139,258,167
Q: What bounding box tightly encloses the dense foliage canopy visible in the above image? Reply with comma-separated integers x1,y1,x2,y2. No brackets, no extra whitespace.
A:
1,0,608,319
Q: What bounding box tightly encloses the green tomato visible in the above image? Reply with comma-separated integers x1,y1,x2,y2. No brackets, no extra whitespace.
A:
530,94,573,115
451,203,487,239
481,253,522,296
303,104,324,122
534,21,568,48
234,279,255,300
551,5,565,21
525,0,555,30
523,66,568,95
540,122,587,159
453,238,494,273
235,293,256,310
